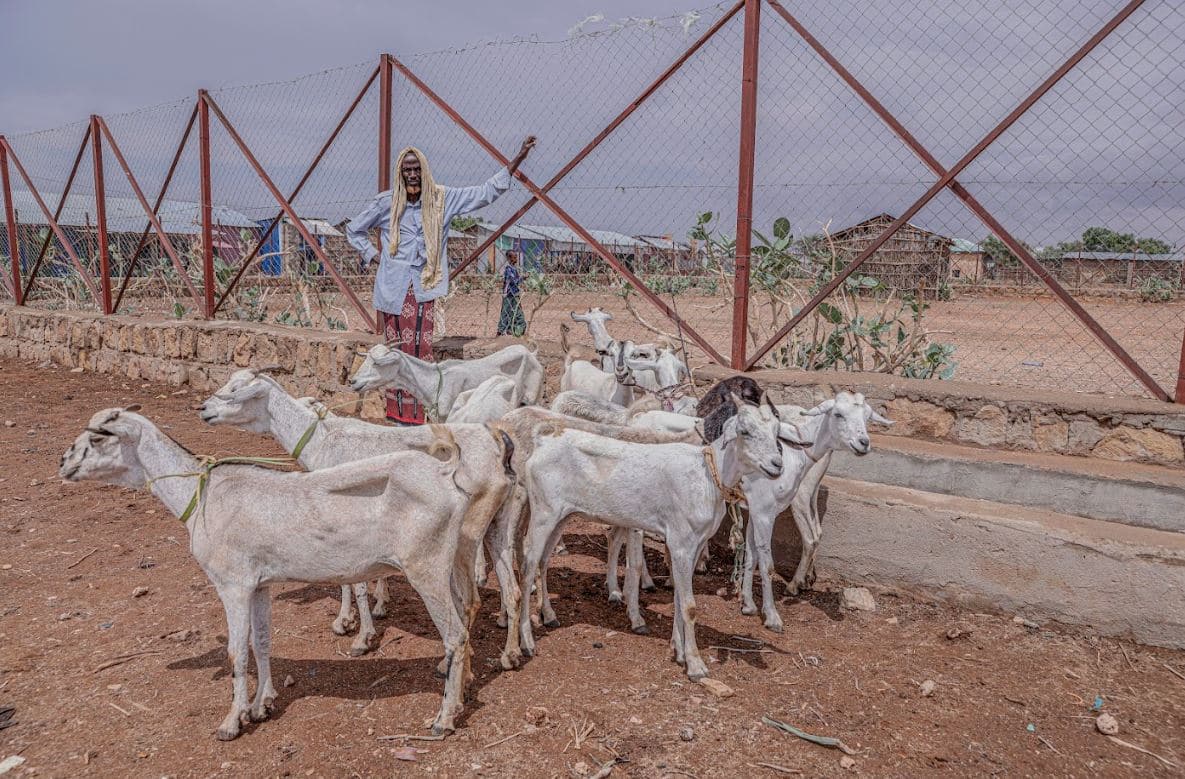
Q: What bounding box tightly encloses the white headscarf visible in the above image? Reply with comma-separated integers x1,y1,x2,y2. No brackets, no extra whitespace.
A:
387,147,447,290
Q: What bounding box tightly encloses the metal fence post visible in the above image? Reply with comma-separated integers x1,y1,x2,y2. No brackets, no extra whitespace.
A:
0,139,22,305
732,0,761,370
375,53,393,335
90,116,113,313
1176,329,1185,404
198,90,215,319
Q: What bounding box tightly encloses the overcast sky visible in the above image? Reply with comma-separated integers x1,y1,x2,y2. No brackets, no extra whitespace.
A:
1,1,1181,248
0,0,702,134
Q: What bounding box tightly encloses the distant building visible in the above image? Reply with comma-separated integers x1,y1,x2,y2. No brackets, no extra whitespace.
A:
2,191,257,275
1054,250,1184,289
948,238,985,283
831,214,953,296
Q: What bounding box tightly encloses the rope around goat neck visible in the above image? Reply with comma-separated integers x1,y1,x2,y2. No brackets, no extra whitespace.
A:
146,455,295,523
701,445,745,505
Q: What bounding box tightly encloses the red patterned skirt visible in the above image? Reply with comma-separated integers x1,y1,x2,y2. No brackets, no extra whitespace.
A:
379,288,434,424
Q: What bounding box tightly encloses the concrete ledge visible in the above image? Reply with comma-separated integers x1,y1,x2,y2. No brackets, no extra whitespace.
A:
784,476,1185,649
829,436,1185,533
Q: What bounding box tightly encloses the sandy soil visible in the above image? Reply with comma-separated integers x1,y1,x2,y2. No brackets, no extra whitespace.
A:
1,357,1184,777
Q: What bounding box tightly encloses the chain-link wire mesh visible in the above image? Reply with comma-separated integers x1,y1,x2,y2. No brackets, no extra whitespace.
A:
1,1,1182,400
746,0,1184,399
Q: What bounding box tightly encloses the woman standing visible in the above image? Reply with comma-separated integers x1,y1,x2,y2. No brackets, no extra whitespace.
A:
496,250,527,337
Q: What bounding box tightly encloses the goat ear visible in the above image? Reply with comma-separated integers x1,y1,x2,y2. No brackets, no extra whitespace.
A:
373,348,400,366
122,404,142,413
255,364,284,375
804,398,835,416
778,421,814,448
728,390,745,409
867,407,895,426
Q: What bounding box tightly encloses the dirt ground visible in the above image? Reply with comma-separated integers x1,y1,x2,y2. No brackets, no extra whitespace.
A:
2,357,1184,778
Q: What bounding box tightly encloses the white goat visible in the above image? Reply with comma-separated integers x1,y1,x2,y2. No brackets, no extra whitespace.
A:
490,406,701,649
569,307,617,373
559,347,635,406
60,407,513,739
199,369,522,665
548,389,661,424
625,347,697,414
447,374,518,424
739,392,893,631
349,342,543,420
516,398,785,679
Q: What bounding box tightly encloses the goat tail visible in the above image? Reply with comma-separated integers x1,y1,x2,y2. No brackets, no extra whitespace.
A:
426,423,462,472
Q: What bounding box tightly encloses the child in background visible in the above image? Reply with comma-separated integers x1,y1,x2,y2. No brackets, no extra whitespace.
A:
496,250,527,336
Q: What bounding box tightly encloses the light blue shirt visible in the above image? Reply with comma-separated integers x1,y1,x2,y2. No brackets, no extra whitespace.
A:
346,167,511,310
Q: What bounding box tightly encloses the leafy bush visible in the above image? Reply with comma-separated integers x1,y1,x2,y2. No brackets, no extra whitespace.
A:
1138,275,1179,303
692,211,957,380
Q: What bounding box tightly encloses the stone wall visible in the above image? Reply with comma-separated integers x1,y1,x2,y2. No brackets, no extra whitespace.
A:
0,306,389,418
4,304,1184,467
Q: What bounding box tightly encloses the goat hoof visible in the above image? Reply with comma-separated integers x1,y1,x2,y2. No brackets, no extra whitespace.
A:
741,605,758,616
631,624,650,636
349,645,369,657
543,617,561,629
215,720,242,741
331,617,353,636
764,621,784,634
371,605,388,619
641,583,657,593
248,705,271,723
495,614,508,629
687,670,707,682
434,659,449,678
499,652,519,671
430,722,453,737
607,592,623,604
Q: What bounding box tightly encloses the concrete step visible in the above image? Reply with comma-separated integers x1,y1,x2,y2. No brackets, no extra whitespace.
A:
828,434,1185,534
782,475,1185,650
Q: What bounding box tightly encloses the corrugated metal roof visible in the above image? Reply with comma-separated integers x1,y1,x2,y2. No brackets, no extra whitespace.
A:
634,234,689,251
950,238,981,253
281,216,342,237
476,221,548,242
4,191,258,233
519,223,641,247
1058,250,1184,263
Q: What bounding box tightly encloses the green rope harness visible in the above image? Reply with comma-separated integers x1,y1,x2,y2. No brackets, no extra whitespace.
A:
146,455,295,523
289,396,371,461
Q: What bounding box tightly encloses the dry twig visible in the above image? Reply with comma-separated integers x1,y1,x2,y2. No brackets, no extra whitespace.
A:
747,762,802,775
66,548,99,569
92,649,165,674
1106,736,1177,769
376,734,446,742
483,730,524,749
1163,663,1185,683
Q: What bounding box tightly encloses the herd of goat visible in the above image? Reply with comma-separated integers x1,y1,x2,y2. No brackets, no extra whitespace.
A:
57,306,893,741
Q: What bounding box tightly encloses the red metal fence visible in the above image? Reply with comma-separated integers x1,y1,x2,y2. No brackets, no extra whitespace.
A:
1,1,1183,402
